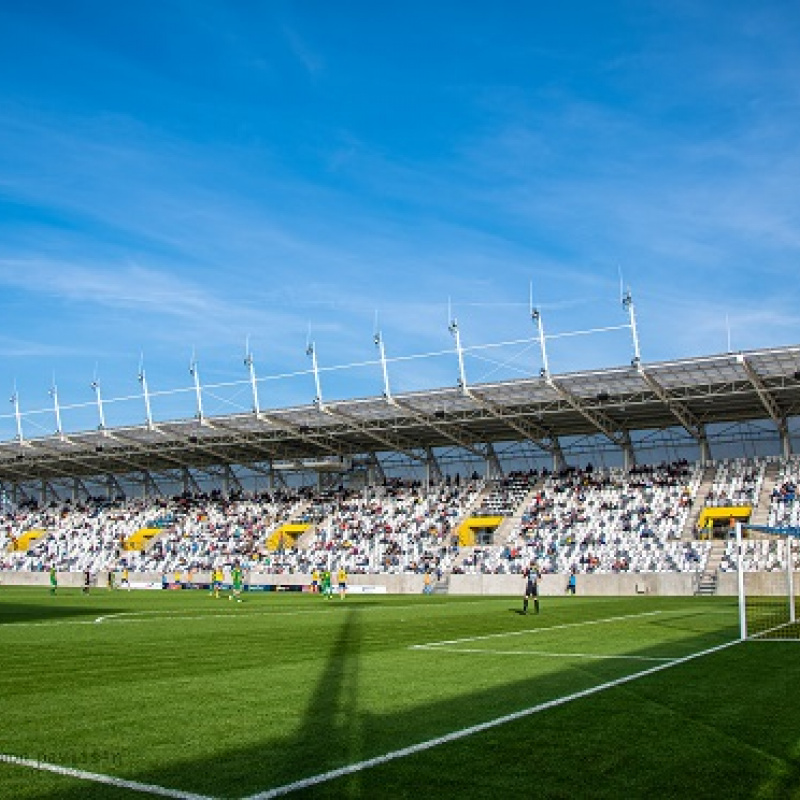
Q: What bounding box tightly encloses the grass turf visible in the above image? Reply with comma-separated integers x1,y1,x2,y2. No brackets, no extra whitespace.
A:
0,587,798,799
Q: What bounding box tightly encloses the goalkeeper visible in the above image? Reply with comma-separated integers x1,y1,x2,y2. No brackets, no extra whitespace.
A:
523,564,540,614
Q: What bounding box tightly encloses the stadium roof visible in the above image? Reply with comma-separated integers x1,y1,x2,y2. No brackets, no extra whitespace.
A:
2,344,800,484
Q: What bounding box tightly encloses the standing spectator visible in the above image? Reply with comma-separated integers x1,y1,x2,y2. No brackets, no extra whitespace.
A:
566,568,577,595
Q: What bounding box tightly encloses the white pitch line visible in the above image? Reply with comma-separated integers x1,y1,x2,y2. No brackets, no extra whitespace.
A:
0,753,216,800
4,598,493,629
7,607,350,629
412,646,677,662
243,638,739,799
409,609,664,650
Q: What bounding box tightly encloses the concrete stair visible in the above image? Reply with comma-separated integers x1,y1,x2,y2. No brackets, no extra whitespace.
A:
295,524,318,549
259,499,315,553
695,539,726,595
682,464,717,540
749,460,781,527
492,482,544,546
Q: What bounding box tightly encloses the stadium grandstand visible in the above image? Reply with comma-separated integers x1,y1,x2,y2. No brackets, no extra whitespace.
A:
2,330,800,596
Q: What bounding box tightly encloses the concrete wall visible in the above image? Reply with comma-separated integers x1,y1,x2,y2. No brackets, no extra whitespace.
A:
0,571,89,588
1,569,797,596
717,570,800,597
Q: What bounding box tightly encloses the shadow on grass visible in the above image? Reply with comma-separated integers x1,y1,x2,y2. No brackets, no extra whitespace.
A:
0,601,127,625
13,607,800,800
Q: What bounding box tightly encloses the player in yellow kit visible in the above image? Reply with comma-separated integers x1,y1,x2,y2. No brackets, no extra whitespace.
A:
212,567,223,598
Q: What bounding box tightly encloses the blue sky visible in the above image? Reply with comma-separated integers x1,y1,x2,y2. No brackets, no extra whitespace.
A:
1,1,799,437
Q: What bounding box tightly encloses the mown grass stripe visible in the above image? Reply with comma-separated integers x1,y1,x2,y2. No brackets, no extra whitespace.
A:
243,638,739,800
0,753,216,800
409,609,664,649
413,646,676,661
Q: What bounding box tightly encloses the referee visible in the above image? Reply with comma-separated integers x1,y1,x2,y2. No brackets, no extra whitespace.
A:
523,563,540,615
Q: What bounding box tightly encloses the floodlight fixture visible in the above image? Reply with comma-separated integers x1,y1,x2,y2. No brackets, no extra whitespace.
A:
49,377,63,435
10,384,23,444
138,355,154,430
531,306,550,378
91,373,107,431
306,339,323,408
447,315,468,395
619,272,642,366
189,351,204,422
374,329,392,400
244,337,260,416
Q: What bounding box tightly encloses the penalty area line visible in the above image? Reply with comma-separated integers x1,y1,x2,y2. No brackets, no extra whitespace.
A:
242,638,739,800
0,753,216,800
409,609,664,650
411,646,677,662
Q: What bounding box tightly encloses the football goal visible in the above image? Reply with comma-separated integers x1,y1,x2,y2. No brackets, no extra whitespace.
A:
736,522,799,641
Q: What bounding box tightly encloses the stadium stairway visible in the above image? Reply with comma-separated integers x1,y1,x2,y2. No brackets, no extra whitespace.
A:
449,481,503,546
749,460,781,527
295,523,318,549
682,463,717,539
694,539,726,595
258,499,315,553
265,522,312,552
492,482,545,546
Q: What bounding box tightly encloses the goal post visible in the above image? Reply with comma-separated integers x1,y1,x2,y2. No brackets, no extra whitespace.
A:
736,522,799,641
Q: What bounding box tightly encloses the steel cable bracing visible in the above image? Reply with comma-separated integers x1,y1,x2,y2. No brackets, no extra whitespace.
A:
0,329,637,428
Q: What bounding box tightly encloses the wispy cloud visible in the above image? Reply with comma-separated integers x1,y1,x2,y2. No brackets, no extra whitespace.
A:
282,25,324,76
1,2,800,425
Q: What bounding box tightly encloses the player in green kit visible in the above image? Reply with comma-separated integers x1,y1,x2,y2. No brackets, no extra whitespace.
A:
49,565,57,596
229,562,243,603
321,569,332,599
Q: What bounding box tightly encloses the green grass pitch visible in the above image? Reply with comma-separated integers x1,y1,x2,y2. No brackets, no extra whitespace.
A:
1,587,799,799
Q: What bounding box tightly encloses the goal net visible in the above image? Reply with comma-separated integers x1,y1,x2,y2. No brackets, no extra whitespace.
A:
737,523,799,641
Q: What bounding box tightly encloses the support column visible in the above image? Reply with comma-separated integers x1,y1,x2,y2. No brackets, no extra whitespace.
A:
182,467,201,496
551,437,567,473
485,443,503,482
779,422,792,459
425,447,443,487
366,452,385,487
223,464,242,497
106,474,114,501
142,471,160,499
621,432,636,471
698,427,711,466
